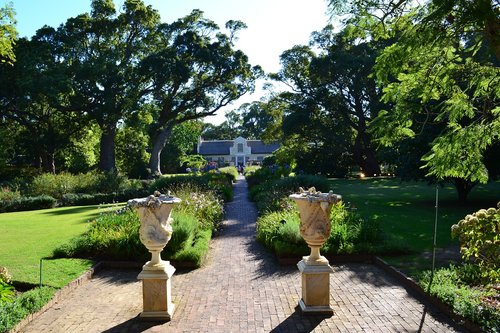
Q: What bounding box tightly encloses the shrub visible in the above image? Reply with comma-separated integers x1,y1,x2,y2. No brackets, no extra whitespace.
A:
218,166,238,182
451,202,500,284
52,208,146,261
249,174,330,213
28,172,133,199
0,187,21,201
418,265,499,332
0,195,57,213
0,267,11,284
0,281,14,303
60,189,150,206
0,287,55,333
255,199,401,257
150,173,233,203
243,165,260,176
172,185,224,231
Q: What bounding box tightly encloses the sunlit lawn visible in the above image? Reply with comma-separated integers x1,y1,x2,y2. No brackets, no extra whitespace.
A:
329,178,500,274
0,204,120,288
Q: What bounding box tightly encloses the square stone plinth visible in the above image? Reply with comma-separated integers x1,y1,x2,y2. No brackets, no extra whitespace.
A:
137,263,175,321
297,259,334,315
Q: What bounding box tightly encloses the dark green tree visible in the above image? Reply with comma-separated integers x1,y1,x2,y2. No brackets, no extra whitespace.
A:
271,27,383,176
140,11,262,176
329,0,499,202
54,0,160,172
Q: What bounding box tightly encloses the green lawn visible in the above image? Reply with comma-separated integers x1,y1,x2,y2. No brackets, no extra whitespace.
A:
0,204,120,288
329,178,500,273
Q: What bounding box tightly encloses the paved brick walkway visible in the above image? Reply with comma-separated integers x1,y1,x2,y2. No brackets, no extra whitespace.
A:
19,177,467,333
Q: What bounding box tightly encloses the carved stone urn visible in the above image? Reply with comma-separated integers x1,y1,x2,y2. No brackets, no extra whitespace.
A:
128,191,181,320
289,187,341,265
290,187,341,314
128,191,181,270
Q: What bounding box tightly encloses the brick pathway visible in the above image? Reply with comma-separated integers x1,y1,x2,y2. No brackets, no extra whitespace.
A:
19,177,467,333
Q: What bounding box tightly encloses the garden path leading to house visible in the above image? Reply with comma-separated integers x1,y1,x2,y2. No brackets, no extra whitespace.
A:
19,176,468,333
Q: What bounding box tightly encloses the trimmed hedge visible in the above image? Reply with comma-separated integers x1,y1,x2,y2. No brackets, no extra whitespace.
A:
0,195,57,213
61,189,150,206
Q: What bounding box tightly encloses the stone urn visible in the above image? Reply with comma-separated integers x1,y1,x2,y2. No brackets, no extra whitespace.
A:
289,187,341,265
128,191,181,320
128,191,181,270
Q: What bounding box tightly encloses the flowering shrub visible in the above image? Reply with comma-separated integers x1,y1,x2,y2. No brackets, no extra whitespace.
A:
0,267,11,284
451,202,500,284
0,187,21,201
173,185,224,231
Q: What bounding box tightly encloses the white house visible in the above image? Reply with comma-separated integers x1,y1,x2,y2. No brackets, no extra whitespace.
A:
197,137,279,166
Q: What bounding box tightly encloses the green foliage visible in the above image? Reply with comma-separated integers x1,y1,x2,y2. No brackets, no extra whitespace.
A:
0,187,21,201
248,174,331,213
0,195,57,213
0,287,55,333
218,166,238,182
28,172,135,199
0,1,17,64
172,185,224,231
180,155,206,171
255,201,388,257
451,203,500,284
52,209,145,261
418,265,499,333
161,121,203,174
150,173,233,203
0,281,14,303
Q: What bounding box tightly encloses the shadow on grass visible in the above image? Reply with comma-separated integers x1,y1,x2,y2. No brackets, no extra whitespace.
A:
41,205,101,216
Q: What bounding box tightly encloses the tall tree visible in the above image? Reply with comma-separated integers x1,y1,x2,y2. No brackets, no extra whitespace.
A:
140,11,261,176
0,35,82,173
328,0,500,202
54,0,160,172
271,27,383,176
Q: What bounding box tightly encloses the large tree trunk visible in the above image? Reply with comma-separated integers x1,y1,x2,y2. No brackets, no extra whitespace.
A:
148,125,174,178
41,151,56,174
99,125,117,173
353,131,381,177
452,178,476,203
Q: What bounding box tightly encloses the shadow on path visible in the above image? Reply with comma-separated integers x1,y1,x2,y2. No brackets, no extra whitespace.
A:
270,306,330,333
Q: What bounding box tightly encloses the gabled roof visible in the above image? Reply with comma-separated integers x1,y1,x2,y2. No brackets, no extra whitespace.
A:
247,140,280,154
198,140,233,155
197,138,280,155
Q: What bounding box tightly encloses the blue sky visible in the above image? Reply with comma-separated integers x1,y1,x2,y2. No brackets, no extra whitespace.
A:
7,0,331,123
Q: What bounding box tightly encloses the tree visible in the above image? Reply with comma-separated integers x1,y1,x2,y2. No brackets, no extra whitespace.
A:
53,0,160,172
140,11,262,176
0,1,16,64
271,27,383,176
160,120,203,174
0,36,83,173
329,0,500,201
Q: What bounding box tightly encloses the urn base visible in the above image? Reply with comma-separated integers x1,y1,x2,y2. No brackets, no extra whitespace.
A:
138,263,175,321
297,259,334,315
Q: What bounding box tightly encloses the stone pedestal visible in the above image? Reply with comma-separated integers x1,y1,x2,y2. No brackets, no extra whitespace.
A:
297,260,334,314
137,263,175,320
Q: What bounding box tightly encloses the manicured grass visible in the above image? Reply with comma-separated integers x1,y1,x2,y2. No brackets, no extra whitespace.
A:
0,205,120,288
329,178,500,272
